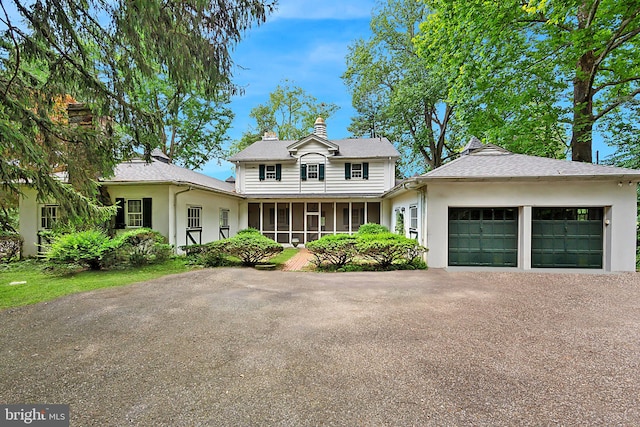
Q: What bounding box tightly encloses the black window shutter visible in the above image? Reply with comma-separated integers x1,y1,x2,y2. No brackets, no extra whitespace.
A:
319,164,325,181
259,164,265,181
301,164,307,181
363,162,369,180
345,163,351,180
115,198,125,229
142,198,152,228
275,164,282,181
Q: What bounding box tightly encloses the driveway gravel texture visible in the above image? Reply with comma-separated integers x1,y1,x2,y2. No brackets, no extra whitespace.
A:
1,268,639,426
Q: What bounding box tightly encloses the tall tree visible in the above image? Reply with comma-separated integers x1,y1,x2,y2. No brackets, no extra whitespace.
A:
0,0,273,227
415,0,640,163
135,75,234,170
343,0,457,174
230,80,339,154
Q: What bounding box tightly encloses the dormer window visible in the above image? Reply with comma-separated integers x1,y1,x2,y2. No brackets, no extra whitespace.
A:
308,164,318,179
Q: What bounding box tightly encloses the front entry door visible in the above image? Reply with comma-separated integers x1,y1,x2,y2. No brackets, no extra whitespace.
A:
306,214,319,243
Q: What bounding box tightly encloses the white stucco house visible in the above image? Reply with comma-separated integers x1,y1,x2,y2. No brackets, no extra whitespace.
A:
388,139,640,272
19,150,242,257
17,119,640,272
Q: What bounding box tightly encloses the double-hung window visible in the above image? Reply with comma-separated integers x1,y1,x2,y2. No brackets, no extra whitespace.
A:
265,165,277,180
127,199,143,227
410,205,418,230
220,209,229,228
351,164,362,178
187,207,202,229
307,164,319,179
40,205,58,229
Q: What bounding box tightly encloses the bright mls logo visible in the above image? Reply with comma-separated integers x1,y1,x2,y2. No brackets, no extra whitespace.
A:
1,405,69,426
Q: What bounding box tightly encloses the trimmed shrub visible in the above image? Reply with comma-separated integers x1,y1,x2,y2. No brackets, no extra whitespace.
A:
46,229,112,271
237,227,260,235
306,234,357,268
356,232,426,269
181,241,228,267
357,223,389,235
219,231,282,267
111,228,172,266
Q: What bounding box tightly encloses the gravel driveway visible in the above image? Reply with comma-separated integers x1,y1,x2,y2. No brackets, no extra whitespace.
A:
1,268,639,426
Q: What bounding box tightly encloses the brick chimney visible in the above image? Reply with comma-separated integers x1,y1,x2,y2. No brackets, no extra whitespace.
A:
67,103,93,127
262,131,278,141
314,117,327,139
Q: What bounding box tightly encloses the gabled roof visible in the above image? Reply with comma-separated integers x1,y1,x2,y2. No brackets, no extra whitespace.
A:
286,134,339,153
101,158,239,196
228,136,400,162
423,145,640,181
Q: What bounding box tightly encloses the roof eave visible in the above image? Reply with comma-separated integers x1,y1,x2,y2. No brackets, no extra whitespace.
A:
101,180,243,198
419,174,640,183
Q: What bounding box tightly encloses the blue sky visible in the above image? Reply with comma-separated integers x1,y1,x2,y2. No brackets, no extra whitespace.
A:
199,0,377,180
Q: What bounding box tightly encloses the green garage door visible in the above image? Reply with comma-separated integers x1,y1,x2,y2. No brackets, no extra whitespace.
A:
531,207,603,269
448,208,518,267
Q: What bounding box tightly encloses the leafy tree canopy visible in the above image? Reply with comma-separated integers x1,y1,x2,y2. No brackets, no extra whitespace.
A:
415,0,640,163
229,80,339,154
0,0,274,228
343,0,459,175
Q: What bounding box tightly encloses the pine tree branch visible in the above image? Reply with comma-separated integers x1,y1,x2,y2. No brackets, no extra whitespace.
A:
0,0,21,99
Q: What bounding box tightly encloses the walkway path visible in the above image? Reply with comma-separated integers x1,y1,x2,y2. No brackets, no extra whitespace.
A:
281,248,314,271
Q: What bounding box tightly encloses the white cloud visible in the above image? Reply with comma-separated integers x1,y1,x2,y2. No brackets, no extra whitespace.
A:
272,0,374,20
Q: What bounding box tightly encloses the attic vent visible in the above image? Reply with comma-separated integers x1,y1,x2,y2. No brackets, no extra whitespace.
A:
314,117,327,139
461,136,484,156
262,131,278,141
150,148,170,163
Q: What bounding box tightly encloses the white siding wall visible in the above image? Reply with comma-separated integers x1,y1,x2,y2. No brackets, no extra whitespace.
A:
424,181,638,272
241,159,390,195
237,139,395,195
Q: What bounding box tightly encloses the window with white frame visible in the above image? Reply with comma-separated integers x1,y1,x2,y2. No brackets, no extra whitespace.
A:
40,205,58,229
351,163,362,178
127,199,143,227
307,164,319,179
265,165,277,180
410,205,418,230
220,209,229,227
187,206,202,229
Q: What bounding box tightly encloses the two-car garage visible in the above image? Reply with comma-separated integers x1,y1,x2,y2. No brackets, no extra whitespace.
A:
448,207,604,269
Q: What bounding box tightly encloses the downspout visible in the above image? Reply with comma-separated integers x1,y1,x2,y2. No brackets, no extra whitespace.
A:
173,185,193,252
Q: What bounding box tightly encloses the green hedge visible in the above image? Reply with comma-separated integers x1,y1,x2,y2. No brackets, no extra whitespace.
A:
46,229,112,271
46,228,173,273
306,234,357,268
182,229,283,267
307,229,427,270
219,229,282,266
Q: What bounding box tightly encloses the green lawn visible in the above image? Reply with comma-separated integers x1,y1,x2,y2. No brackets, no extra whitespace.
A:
0,258,192,310
0,249,300,310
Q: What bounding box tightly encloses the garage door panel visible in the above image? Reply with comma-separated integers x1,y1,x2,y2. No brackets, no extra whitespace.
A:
532,207,603,269
449,208,518,267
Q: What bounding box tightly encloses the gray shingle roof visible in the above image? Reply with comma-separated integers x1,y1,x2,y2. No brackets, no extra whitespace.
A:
228,136,400,162
102,158,238,195
424,146,640,180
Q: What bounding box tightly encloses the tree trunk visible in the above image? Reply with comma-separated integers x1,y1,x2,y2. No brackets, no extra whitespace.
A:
571,50,595,163
571,3,595,163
